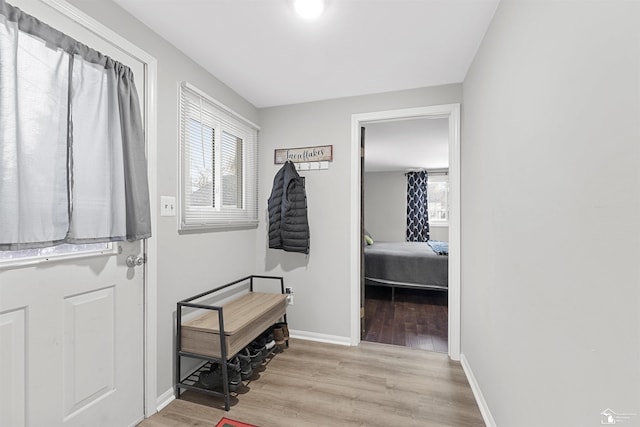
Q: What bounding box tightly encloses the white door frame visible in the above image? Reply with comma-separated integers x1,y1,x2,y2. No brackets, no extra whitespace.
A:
42,0,159,416
350,104,461,360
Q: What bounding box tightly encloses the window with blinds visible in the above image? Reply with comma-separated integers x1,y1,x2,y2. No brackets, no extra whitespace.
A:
179,82,259,230
427,171,449,225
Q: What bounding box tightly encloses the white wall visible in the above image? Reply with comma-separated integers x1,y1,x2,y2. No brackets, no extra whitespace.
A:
428,225,448,242
67,0,261,399
462,1,640,426
364,171,406,241
256,85,462,339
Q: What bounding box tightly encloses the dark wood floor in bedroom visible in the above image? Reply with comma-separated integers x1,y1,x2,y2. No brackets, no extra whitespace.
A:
363,286,448,353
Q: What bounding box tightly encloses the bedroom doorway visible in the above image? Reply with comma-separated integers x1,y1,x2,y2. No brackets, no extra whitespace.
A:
361,118,449,353
350,104,461,360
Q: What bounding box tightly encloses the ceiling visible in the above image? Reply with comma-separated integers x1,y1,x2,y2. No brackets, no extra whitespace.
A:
112,0,499,108
364,117,449,173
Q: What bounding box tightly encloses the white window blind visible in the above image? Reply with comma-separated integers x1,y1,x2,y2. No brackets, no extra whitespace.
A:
179,82,259,230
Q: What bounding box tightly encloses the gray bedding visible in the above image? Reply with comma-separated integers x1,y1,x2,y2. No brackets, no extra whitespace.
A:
364,241,448,290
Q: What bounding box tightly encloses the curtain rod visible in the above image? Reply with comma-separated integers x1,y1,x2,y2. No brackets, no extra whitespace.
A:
404,168,448,175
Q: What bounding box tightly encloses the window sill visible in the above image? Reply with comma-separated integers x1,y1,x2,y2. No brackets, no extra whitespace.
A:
429,222,449,228
0,245,118,270
178,222,259,233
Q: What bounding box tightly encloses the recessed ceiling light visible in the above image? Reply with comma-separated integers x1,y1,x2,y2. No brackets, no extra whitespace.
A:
294,0,324,20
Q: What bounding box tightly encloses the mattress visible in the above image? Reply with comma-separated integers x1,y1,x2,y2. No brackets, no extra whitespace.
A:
364,241,448,290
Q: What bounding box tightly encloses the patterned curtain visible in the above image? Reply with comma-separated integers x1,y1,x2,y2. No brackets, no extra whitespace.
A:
406,171,429,242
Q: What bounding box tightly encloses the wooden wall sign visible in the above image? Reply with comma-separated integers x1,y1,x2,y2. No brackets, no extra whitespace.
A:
274,145,333,164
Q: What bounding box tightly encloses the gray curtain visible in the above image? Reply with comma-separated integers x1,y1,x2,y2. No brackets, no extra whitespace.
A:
0,0,151,249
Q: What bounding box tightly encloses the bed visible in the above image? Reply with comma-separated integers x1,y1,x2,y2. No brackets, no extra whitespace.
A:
364,241,448,302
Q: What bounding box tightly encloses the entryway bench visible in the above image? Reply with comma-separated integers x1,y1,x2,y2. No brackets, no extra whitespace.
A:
175,275,288,410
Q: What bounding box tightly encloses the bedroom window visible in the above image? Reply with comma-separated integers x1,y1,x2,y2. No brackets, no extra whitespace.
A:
179,82,259,230
428,175,449,225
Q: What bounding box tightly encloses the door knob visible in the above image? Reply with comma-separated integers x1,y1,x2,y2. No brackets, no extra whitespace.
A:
126,255,145,268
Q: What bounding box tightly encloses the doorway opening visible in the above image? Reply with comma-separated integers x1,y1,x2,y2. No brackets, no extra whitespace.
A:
349,104,461,360
361,117,450,352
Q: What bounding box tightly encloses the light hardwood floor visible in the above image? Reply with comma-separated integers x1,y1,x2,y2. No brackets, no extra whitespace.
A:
140,339,484,427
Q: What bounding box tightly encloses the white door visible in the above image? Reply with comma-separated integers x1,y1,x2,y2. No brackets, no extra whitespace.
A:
0,1,147,426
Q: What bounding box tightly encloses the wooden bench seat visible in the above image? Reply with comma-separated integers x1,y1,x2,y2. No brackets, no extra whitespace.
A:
180,292,287,359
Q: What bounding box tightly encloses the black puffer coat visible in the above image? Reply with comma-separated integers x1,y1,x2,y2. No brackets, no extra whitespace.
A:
268,161,310,254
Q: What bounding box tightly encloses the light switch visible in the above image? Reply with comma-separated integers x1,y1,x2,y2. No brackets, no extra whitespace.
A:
160,196,176,217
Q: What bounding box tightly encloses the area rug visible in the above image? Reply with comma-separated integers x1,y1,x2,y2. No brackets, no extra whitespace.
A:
215,417,258,427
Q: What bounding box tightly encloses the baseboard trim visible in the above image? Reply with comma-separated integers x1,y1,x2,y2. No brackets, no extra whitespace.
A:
460,353,496,427
289,329,351,346
156,388,175,413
